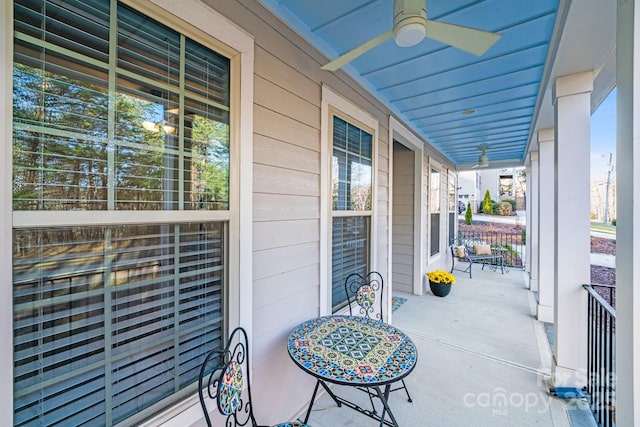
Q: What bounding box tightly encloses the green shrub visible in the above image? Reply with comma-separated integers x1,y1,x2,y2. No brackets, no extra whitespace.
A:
464,202,472,225
502,199,516,211
496,202,512,216
482,190,493,214
491,202,501,214
611,219,616,226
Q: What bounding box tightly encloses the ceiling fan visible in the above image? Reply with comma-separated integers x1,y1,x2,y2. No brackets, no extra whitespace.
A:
472,146,490,168
322,0,502,71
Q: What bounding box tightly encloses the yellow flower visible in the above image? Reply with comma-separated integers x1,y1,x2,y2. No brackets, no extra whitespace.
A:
426,270,456,284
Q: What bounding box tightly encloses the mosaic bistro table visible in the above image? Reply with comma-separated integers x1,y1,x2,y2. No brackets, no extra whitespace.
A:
287,315,418,426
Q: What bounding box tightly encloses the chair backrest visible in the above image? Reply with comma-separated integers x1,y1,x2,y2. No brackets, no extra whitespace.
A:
198,327,257,427
344,271,384,322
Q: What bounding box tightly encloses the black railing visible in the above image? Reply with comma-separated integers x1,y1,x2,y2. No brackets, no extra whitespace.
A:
584,284,616,427
457,230,524,269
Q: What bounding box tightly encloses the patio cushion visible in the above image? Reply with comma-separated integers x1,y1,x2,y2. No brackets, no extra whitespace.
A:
473,244,492,255
455,245,466,257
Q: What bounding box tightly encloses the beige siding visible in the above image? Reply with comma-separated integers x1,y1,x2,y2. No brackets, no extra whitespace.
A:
392,143,415,294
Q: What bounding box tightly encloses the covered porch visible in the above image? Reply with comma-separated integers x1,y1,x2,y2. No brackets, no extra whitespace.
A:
2,0,639,426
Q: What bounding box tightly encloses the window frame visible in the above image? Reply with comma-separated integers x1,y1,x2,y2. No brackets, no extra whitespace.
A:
428,159,443,260
3,0,255,425
448,171,457,246
320,85,378,316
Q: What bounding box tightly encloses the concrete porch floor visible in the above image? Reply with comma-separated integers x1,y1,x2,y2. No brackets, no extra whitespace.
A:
300,268,581,426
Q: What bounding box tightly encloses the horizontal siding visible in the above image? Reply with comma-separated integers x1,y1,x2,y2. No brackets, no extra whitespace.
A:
392,263,413,276
254,163,319,196
392,272,413,286
254,134,319,173
392,145,414,294
254,45,320,105
252,286,319,348
392,253,413,265
253,242,319,281
254,104,320,152
393,224,414,235
253,263,319,310
254,75,320,129
393,234,414,246
393,204,414,216
253,219,318,251
253,193,319,222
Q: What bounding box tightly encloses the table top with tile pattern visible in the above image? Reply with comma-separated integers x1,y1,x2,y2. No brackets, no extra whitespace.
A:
287,315,417,387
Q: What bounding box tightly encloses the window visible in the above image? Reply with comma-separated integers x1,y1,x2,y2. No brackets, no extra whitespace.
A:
331,115,373,311
500,175,514,197
12,1,231,425
429,166,441,256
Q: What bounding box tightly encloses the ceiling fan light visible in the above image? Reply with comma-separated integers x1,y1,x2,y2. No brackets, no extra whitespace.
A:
478,152,489,167
394,22,425,47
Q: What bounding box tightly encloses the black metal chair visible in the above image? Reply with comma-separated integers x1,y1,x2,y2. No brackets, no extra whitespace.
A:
343,272,413,407
198,326,310,427
450,237,505,278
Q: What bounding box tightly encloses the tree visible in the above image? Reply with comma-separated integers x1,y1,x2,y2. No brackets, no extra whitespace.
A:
465,202,473,225
482,189,493,214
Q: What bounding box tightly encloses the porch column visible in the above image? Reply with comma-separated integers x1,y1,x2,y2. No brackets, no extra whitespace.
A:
525,162,532,277
528,151,539,292
537,129,555,322
616,0,640,423
552,71,592,386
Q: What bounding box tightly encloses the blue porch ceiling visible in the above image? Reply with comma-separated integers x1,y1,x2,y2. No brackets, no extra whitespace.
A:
258,0,560,168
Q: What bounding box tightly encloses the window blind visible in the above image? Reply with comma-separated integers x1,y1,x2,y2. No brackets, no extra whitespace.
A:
331,217,370,310
13,223,225,426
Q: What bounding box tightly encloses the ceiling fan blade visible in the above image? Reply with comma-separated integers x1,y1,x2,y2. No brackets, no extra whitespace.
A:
322,30,394,71
425,20,501,56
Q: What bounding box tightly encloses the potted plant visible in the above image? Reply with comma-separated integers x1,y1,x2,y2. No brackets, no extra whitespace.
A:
426,270,456,297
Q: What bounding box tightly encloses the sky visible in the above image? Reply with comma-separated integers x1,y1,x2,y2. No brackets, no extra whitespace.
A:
590,88,616,183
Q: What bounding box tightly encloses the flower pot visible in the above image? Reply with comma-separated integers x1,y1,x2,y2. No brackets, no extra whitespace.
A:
429,281,452,297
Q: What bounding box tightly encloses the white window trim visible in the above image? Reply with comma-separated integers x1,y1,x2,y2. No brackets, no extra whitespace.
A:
320,84,379,316
2,1,254,425
0,1,14,423
428,158,444,263
389,116,425,299
447,169,458,247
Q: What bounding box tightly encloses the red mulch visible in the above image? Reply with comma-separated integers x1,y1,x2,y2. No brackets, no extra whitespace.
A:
591,265,615,287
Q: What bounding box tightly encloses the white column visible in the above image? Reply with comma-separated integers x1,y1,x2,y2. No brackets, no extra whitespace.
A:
537,129,555,323
616,0,640,423
552,71,592,387
529,152,539,292
525,162,532,277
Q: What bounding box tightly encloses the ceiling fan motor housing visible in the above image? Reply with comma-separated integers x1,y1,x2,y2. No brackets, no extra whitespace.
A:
393,0,427,47
478,152,489,167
